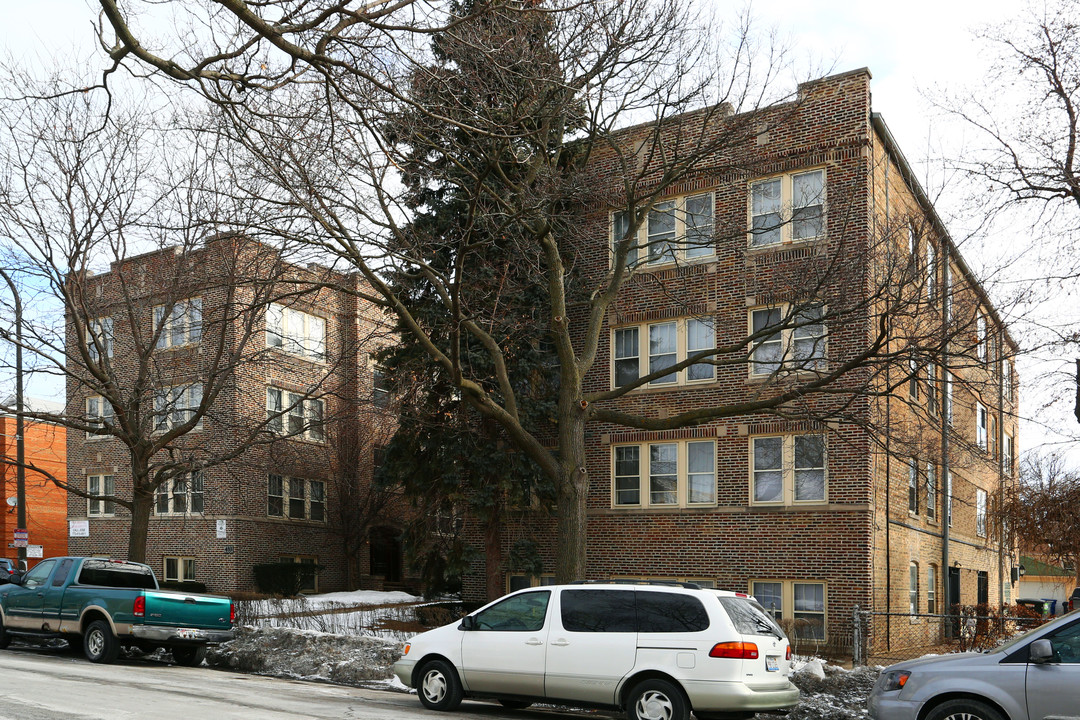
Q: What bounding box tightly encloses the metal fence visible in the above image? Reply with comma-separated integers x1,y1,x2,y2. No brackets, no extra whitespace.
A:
852,605,1053,666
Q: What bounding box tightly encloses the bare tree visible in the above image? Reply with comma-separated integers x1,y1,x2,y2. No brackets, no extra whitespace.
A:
81,0,1004,584
1002,452,1080,587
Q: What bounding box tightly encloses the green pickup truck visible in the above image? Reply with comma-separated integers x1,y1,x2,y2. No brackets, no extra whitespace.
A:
0,557,234,665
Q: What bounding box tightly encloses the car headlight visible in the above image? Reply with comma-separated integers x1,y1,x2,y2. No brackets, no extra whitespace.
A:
879,670,911,692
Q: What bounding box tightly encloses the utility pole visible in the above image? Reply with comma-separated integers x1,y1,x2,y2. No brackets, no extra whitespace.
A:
0,268,26,571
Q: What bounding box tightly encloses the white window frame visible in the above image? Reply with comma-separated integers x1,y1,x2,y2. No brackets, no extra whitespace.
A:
267,475,327,522
750,434,828,506
87,474,115,517
926,364,939,416
748,304,827,377
610,317,716,388
163,556,197,583
976,488,988,538
908,460,919,514
976,314,987,362
85,396,114,439
1003,434,1014,476
266,303,327,361
748,169,826,247
611,440,717,509
909,562,919,617
945,372,954,426
926,462,937,520
926,241,937,299
153,298,202,349
155,472,205,516
927,565,937,614
976,403,988,451
1002,358,1014,404
266,387,325,442
87,316,114,361
610,192,715,268
153,384,203,433
751,579,827,641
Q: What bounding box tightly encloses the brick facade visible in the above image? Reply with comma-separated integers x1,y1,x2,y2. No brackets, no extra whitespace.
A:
0,411,68,567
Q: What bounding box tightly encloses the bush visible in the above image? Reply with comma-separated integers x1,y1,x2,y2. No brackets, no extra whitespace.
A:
252,562,325,596
159,580,208,594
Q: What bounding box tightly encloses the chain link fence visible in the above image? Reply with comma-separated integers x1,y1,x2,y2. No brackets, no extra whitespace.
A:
853,604,1053,666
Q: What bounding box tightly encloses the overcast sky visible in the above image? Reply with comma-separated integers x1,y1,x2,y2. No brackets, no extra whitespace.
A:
2,0,1072,459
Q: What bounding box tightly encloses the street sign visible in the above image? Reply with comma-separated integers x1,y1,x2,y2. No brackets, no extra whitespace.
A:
13,529,27,547
26,545,42,558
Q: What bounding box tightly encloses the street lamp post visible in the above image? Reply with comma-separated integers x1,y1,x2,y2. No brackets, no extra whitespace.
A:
0,268,26,571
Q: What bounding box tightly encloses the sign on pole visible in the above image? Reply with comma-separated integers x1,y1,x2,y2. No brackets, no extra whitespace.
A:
13,529,27,548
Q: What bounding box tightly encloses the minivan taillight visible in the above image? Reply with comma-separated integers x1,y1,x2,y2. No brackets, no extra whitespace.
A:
709,641,759,659
785,645,792,661
133,596,145,618
230,603,236,624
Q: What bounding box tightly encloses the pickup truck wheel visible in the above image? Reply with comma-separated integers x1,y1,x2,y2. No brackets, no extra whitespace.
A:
417,659,464,711
171,646,206,667
626,678,690,720
925,699,1005,720
83,620,120,664
0,616,10,649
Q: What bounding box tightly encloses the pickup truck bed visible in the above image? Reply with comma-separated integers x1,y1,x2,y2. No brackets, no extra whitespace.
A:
0,557,234,665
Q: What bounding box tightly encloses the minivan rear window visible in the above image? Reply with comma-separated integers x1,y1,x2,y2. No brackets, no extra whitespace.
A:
719,597,786,637
561,590,637,632
637,592,709,633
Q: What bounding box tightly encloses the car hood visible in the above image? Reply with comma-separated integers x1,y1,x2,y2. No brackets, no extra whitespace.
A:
886,651,997,672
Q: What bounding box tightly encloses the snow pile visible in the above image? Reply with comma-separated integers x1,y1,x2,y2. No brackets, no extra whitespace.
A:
758,663,880,720
205,626,405,686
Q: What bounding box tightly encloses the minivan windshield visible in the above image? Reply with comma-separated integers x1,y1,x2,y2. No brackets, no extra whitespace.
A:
719,597,786,638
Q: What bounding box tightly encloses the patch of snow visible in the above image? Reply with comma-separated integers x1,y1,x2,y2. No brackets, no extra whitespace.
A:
301,590,420,608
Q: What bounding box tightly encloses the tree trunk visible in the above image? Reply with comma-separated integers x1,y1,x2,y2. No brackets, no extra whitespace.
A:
554,408,588,583
127,485,153,564
484,516,503,601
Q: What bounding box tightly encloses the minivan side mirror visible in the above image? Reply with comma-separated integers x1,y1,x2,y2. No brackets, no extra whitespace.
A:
1029,638,1054,664
459,615,477,631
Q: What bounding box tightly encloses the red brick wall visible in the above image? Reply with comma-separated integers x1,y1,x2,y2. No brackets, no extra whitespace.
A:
0,417,68,567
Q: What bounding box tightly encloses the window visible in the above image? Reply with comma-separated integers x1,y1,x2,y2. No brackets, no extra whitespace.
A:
373,366,390,408
507,574,556,592
908,460,919,514
85,396,114,439
927,565,937,613
267,475,326,522
1002,358,1014,404
154,298,202,348
266,388,324,441
87,317,114,361
751,434,826,505
611,317,716,387
22,559,56,590
926,462,937,520
266,303,326,360
749,169,825,246
612,440,716,508
153,384,203,432
750,305,827,376
1003,434,1014,476
280,555,319,593
636,592,709,633
163,557,196,583
87,474,115,517
909,563,919,616
751,580,826,641
976,315,987,362
927,364,939,416
611,192,714,267
945,372,954,426
976,403,988,451
945,262,954,325
926,241,937,299
976,488,988,538
561,589,637,633
155,472,204,515
473,590,550,632
908,356,919,400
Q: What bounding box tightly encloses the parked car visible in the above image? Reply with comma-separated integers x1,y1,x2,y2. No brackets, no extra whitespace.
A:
1068,587,1080,613
394,582,799,720
0,556,234,665
0,559,16,583
867,607,1080,720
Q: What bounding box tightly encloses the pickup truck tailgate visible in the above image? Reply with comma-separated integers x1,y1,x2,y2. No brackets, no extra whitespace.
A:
143,591,232,630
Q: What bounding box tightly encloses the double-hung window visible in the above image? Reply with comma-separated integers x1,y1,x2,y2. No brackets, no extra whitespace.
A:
750,304,827,376
266,388,324,441
266,303,326,360
373,366,390,408
909,563,919,617
976,403,988,451
926,462,937,520
751,580,826,641
153,384,203,432
612,440,716,508
926,364,939,415
976,488,988,538
87,317,114,362
268,475,326,522
1003,434,1014,476
612,317,716,387
926,241,937,299
611,192,715,267
908,460,919,514
86,396,114,439
927,565,937,613
751,434,827,505
1003,358,1014,404
976,315,987,362
87,474,115,517
163,557,196,583
749,170,825,247
154,298,202,348
155,471,204,515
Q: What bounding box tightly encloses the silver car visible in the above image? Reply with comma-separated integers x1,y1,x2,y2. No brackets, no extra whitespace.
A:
867,610,1080,720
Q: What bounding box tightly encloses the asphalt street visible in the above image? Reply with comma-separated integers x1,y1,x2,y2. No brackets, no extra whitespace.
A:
0,644,607,720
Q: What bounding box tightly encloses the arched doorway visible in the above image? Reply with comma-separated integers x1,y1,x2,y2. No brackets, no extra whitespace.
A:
369,526,402,582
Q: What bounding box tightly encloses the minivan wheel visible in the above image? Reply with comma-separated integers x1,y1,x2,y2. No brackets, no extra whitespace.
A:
626,679,690,720
417,659,464,712
925,699,1005,720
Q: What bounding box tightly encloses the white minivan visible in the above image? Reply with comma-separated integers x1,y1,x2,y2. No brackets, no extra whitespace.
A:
393,582,800,720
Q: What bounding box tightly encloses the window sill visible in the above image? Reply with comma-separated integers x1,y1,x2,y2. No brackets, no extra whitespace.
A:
266,346,327,365
612,378,719,393
609,504,718,513
745,236,826,254
746,368,828,384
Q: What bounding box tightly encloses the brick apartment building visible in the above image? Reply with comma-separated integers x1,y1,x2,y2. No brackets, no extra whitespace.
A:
459,69,1019,653
65,239,400,593
0,398,68,567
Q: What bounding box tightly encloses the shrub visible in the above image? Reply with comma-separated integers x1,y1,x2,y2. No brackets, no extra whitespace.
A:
252,562,325,596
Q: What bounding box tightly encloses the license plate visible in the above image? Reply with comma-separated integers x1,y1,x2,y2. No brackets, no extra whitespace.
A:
766,655,779,672
176,629,200,640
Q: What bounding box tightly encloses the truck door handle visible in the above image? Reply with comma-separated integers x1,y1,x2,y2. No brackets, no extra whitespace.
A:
184,597,196,603
550,639,570,647
524,638,544,646
36,592,44,598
